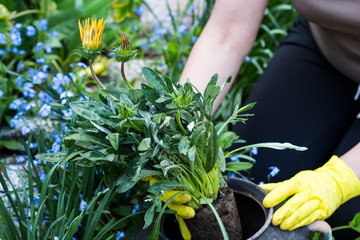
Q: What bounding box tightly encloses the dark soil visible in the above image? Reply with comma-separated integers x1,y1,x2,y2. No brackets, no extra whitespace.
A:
184,187,242,240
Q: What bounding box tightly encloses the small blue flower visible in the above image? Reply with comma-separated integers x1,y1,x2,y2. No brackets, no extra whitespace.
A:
152,25,167,37
9,98,27,111
259,181,265,185
178,24,187,35
23,82,36,98
39,64,49,72
133,6,144,16
19,50,26,55
75,62,87,69
33,195,40,205
25,102,36,111
10,29,22,46
38,91,54,104
38,104,51,118
54,236,59,240
28,68,36,77
33,71,48,84
251,147,258,155
0,90,4,99
116,231,125,240
268,166,280,177
0,49,5,56
188,2,195,11
21,126,32,136
148,38,155,44
39,171,46,182
245,56,251,63
0,33,6,44
62,109,72,117
36,57,46,64
79,200,87,211
30,142,38,149
10,114,23,128
227,172,237,178
38,19,48,31
131,23,137,31
17,155,27,164
35,42,44,52
26,25,36,37
61,123,68,131
49,30,59,37
191,36,198,43
132,204,140,213
52,73,71,92
140,41,149,50
12,47,19,54
14,23,22,29
45,45,52,53
50,140,61,153
230,156,240,162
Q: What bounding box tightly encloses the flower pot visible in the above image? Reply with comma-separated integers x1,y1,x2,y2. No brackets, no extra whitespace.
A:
158,177,332,240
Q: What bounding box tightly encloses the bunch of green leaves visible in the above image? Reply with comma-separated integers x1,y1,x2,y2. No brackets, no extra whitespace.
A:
36,66,256,212
0,131,146,239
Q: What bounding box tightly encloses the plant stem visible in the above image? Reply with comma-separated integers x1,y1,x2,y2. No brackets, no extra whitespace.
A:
331,225,350,232
121,62,134,89
89,60,106,89
10,10,41,19
176,109,187,134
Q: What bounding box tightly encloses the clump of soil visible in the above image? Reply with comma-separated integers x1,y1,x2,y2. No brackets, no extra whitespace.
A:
185,187,242,240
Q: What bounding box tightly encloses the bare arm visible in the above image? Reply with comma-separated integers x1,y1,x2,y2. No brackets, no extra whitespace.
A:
180,0,268,110
341,142,360,180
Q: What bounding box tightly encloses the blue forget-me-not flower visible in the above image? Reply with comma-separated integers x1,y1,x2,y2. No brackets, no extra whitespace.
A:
79,200,87,211
268,166,280,177
38,19,48,31
116,231,125,240
26,25,36,37
0,33,6,44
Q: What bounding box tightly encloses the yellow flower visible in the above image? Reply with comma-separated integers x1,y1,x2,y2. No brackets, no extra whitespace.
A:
120,34,130,53
78,18,106,51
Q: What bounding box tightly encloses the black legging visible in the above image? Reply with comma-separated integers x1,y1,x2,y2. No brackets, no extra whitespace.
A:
232,17,360,238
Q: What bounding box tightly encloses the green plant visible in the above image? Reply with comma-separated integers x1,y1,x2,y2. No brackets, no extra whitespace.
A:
36,45,306,239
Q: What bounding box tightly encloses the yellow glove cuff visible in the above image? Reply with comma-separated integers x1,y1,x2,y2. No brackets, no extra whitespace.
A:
316,155,360,203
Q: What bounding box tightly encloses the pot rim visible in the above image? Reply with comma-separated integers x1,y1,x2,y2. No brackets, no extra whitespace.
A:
226,177,274,240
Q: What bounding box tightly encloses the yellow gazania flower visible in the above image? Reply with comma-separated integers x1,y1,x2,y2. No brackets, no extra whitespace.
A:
121,34,130,53
78,18,106,51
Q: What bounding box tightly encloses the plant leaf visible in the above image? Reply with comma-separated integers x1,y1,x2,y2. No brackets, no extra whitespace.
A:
205,122,219,173
226,162,253,171
148,180,185,195
106,133,120,151
138,138,151,151
178,137,190,155
35,151,67,163
350,212,360,233
142,67,167,93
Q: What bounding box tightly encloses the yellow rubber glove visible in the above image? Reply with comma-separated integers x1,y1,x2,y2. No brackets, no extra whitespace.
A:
144,177,194,240
261,155,360,231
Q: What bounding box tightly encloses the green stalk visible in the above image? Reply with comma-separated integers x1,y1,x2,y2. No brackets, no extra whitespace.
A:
10,9,41,19
121,62,134,89
129,120,144,133
176,109,187,134
89,60,106,89
331,225,350,232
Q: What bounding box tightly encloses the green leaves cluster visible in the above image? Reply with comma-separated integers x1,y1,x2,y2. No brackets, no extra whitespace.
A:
36,66,257,217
